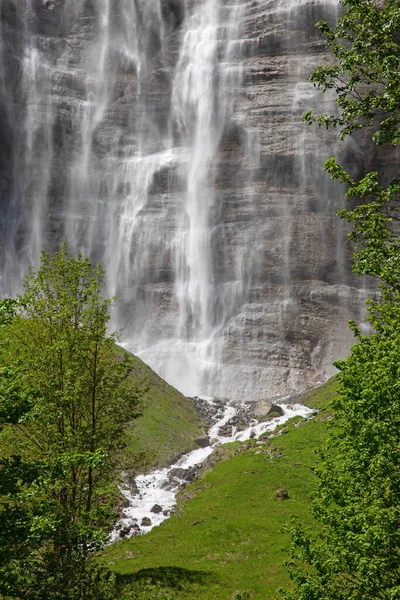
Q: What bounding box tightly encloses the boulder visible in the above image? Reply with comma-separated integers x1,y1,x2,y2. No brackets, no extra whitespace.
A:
150,504,163,514
269,403,285,417
121,471,139,495
169,467,197,482
119,526,132,538
195,436,210,448
276,488,289,500
141,517,152,527
254,400,285,419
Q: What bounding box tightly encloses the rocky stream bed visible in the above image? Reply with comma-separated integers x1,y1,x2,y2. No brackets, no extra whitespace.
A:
111,397,315,541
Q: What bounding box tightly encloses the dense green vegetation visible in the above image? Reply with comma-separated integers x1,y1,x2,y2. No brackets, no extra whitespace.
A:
0,248,203,600
281,1,400,597
119,346,203,472
99,379,337,600
0,247,139,598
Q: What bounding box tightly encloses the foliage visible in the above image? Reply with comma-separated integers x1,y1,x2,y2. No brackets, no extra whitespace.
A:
281,1,400,598
303,0,400,145
303,0,400,291
281,309,400,599
0,246,143,599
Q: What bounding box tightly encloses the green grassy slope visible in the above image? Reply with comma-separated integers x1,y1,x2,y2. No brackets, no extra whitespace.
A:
115,346,205,471
101,377,338,599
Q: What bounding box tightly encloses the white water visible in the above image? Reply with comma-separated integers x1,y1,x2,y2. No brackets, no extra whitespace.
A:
0,0,370,403
112,399,314,540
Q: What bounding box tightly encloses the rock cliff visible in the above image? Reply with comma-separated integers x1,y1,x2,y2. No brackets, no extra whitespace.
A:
0,0,377,401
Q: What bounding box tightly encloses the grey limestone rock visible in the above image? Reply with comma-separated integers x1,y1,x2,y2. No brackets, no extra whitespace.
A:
0,0,381,402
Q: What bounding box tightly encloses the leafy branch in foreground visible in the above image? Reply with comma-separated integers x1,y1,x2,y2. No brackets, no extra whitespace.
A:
303,0,400,145
302,0,400,292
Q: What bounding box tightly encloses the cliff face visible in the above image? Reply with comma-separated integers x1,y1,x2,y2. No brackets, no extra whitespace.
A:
0,0,374,401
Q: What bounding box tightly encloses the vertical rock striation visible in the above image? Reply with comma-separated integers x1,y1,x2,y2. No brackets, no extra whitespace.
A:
0,0,375,401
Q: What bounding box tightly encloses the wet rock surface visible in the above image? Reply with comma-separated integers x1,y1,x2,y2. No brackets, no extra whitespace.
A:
0,0,379,403
193,396,256,435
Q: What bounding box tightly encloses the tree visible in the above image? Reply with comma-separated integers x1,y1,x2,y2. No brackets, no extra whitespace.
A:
281,307,400,599
304,0,400,289
304,0,400,146
281,1,400,597
0,247,142,599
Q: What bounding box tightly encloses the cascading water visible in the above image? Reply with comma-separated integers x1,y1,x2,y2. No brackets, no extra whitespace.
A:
136,0,246,395
0,0,372,401
112,398,315,539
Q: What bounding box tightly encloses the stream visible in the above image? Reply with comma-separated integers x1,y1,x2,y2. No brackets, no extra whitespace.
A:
111,398,314,541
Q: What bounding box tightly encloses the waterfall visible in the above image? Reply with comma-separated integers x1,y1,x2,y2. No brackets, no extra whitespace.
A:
0,0,370,401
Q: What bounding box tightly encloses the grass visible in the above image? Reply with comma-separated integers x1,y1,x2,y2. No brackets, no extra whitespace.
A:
115,345,205,472
100,377,338,599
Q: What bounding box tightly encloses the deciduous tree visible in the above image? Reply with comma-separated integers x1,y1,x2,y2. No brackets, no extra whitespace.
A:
0,247,142,599
281,1,400,597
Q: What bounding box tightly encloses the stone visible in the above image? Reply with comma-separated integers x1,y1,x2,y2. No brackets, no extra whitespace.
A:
195,436,211,448
121,471,139,495
141,517,152,527
269,403,285,417
119,526,131,538
150,504,163,514
169,467,189,480
276,488,289,500
0,0,380,404
169,467,197,483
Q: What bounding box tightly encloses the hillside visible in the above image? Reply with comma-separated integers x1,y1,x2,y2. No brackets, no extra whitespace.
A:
101,378,338,599
115,345,205,472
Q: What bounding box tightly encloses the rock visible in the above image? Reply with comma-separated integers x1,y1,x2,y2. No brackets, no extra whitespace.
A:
121,471,139,495
254,400,285,419
150,504,163,514
195,436,210,448
141,517,152,527
254,399,272,418
119,526,132,538
269,403,285,417
169,467,197,483
169,467,186,479
276,488,289,500
0,0,379,405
